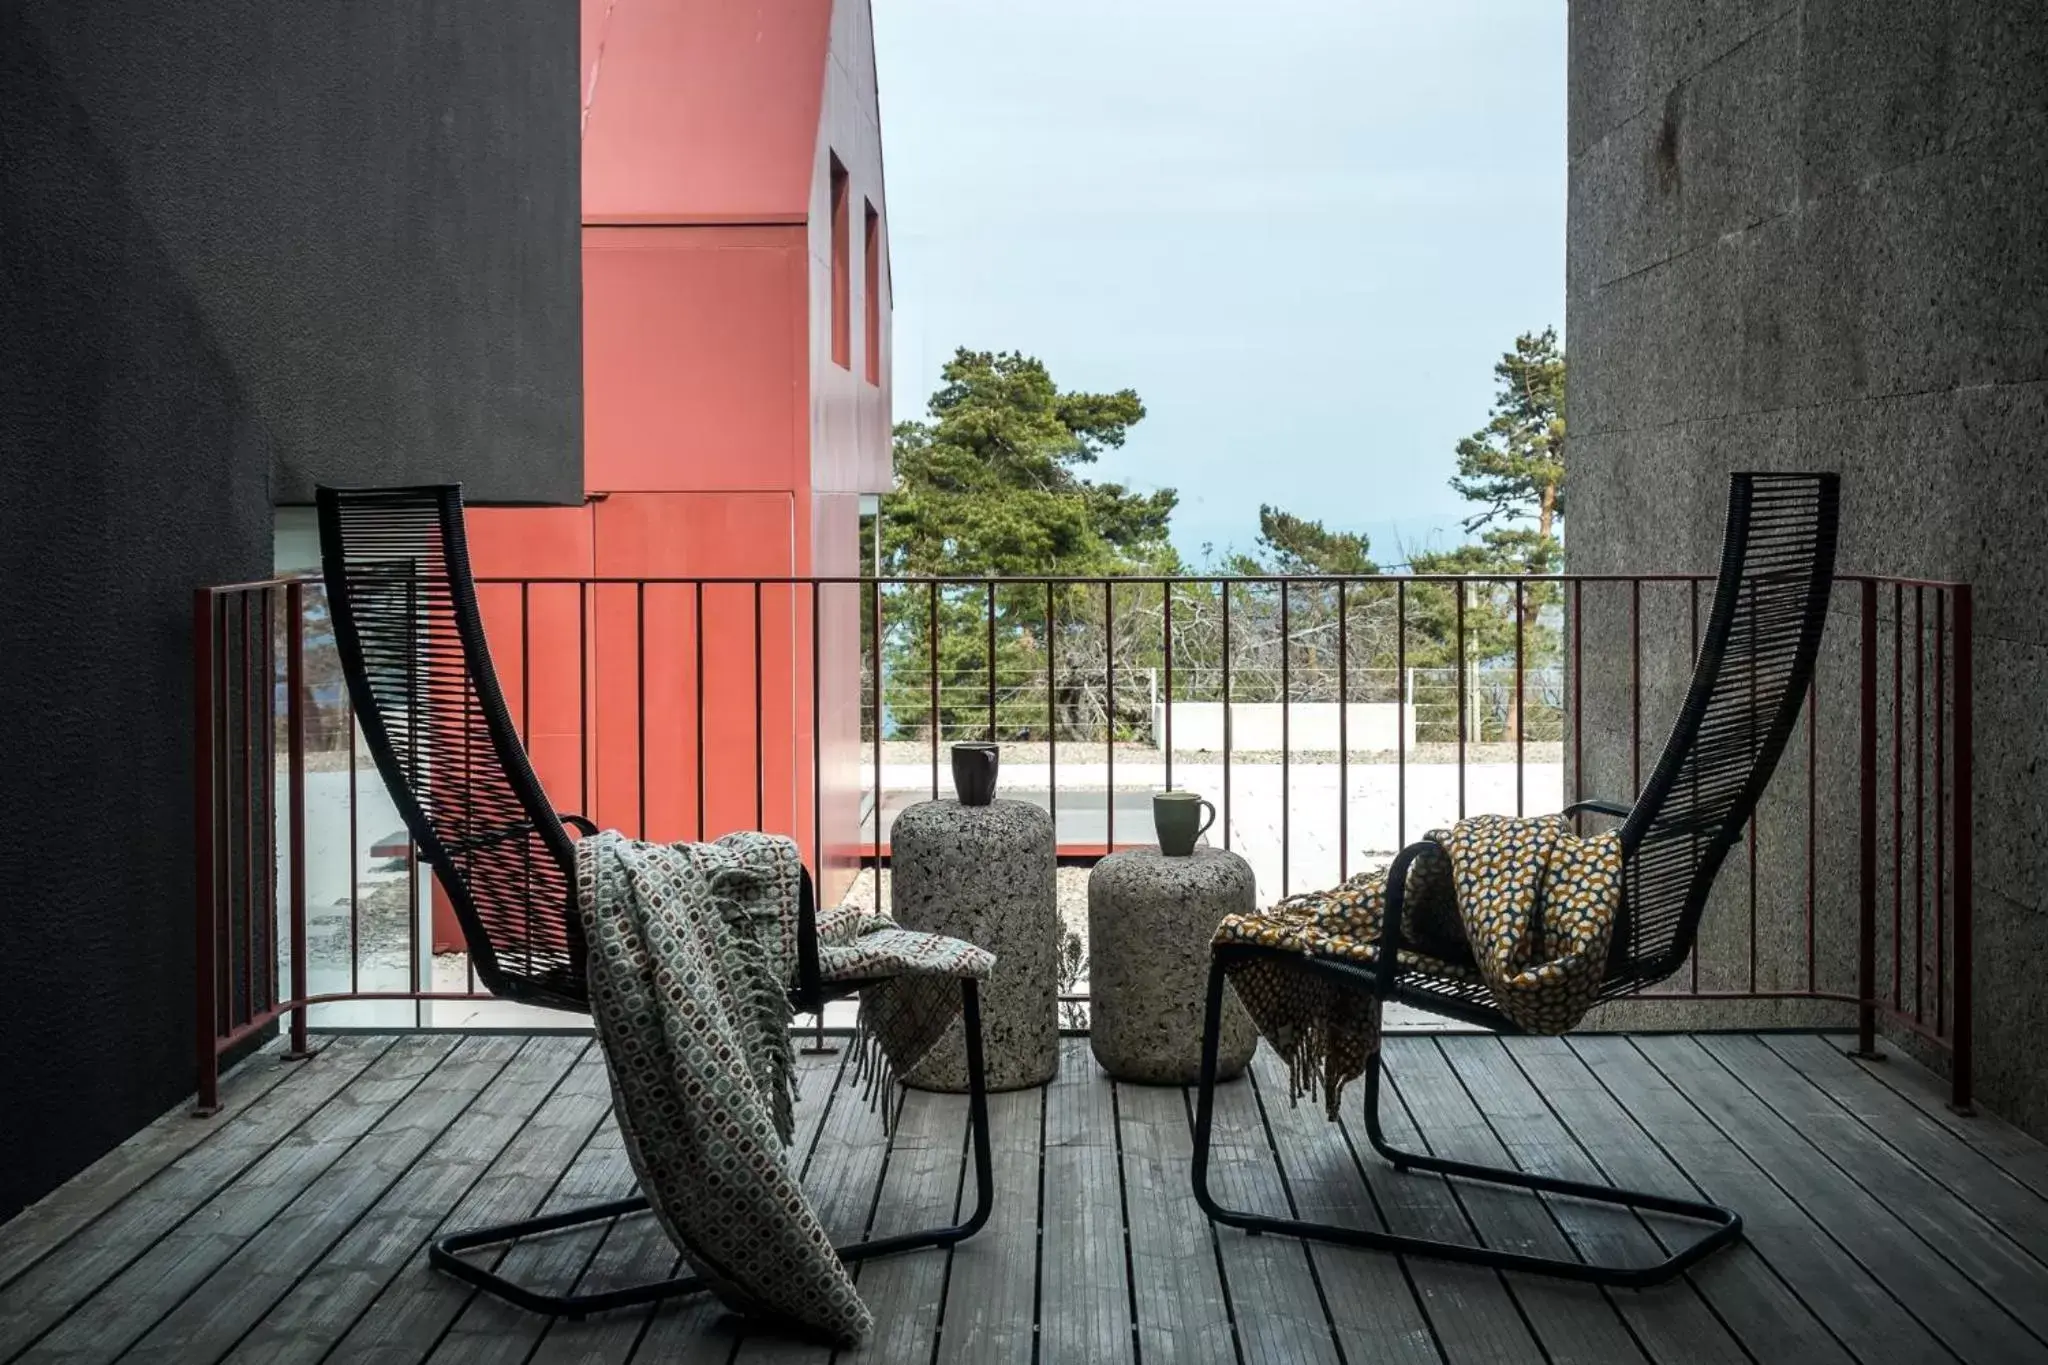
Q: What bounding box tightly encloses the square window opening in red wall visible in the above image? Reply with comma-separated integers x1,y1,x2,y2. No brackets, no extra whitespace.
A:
830,154,850,370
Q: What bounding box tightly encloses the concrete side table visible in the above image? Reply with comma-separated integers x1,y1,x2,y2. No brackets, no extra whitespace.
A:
890,798,1059,1092
1088,846,1258,1085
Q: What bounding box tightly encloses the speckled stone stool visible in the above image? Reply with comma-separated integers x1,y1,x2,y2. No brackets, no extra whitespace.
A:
1088,846,1258,1084
891,798,1059,1092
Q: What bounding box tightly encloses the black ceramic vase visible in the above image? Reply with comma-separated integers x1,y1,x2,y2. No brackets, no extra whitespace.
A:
951,742,999,806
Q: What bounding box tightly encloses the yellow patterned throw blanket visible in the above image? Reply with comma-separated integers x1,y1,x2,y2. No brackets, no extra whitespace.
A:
1214,814,1623,1116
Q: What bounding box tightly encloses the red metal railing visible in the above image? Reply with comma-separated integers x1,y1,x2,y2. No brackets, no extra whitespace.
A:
193,571,1975,1112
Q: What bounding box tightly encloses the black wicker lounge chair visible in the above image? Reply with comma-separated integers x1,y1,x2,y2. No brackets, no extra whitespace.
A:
1193,471,1840,1287
317,484,992,1319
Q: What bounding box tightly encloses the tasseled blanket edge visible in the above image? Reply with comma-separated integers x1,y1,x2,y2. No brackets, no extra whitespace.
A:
848,1009,900,1136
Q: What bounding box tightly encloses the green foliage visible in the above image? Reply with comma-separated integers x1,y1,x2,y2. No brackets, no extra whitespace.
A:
1228,505,1379,577
1452,327,1567,539
879,350,1175,740
882,349,1173,578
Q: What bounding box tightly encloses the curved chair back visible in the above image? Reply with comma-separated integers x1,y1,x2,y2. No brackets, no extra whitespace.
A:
1606,472,1840,991
317,485,586,1008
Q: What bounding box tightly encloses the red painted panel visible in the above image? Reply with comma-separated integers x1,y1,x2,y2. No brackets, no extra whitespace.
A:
582,0,831,223
591,493,800,857
583,227,808,494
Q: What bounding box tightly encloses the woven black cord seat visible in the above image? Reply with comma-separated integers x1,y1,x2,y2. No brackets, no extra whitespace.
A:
1193,471,1840,1287
317,484,992,1319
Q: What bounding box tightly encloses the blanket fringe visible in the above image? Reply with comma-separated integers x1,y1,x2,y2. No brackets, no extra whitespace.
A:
849,1007,898,1136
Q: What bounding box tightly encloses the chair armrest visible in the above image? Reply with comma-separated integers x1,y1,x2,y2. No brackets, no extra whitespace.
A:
1563,799,1633,821
1375,838,1445,997
557,813,599,836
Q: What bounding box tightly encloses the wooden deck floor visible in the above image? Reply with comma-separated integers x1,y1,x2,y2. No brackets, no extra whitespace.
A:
4,1030,2047,1365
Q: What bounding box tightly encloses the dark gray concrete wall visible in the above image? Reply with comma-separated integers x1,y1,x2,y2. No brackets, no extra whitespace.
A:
0,1,578,1220
1567,1,2048,1123
17,0,584,507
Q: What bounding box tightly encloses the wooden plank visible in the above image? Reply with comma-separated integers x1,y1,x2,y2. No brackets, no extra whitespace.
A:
320,1045,616,1363
22,1032,461,1361
221,1035,589,1365
1333,1040,1563,1365
1636,1034,2046,1362
429,1089,643,1362
1199,1057,1343,1364
0,1034,395,1361
1697,1034,2048,1344
1763,1033,2048,1266
1570,1033,1950,1365
850,1063,974,1365
1246,1048,1441,1365
1116,1080,1235,1365
927,1085,1040,1365
1035,1040,1132,1365
1859,1036,2048,1201
1509,1036,1853,1365
121,1034,528,1364
0,1038,294,1290
534,1049,850,1365
1383,1038,1649,1365
1440,1036,1748,1365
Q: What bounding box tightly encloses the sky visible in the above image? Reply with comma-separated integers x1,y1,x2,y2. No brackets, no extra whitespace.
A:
872,0,1566,570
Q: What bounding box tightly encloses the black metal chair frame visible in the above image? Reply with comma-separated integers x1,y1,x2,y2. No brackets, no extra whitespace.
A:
1194,472,1840,1287
317,485,993,1319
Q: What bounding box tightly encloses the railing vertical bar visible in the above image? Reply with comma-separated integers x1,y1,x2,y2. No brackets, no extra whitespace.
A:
1857,580,1879,1056
1935,588,1948,1035
1951,585,1974,1111
240,592,255,1031
1221,583,1233,852
986,580,998,742
1105,580,1115,853
1279,580,1290,895
264,588,279,1020
929,582,940,800
1514,579,1525,817
269,588,285,1019
1163,583,1175,792
1748,577,1759,996
1690,578,1701,994
520,584,531,745
812,580,824,872
1893,581,1904,1011
1456,581,1467,819
811,584,828,1054
695,582,706,841
1397,580,1407,848
286,583,309,1057
871,578,884,875
1570,579,1582,814
1806,676,1817,996
192,591,221,1114
638,582,648,840
579,582,590,824
1046,582,1058,843
1630,579,1642,797
1337,581,1349,883
755,581,766,831
348,692,359,997
1913,585,1925,1024
406,571,420,1026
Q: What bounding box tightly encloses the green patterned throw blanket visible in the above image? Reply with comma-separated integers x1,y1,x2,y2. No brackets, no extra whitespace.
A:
1214,813,1623,1117
577,830,993,1345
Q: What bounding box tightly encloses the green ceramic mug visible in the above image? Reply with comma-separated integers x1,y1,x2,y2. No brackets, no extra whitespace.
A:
1153,790,1217,857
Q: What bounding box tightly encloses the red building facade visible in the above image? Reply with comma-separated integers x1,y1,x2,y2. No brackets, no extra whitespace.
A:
460,0,893,941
